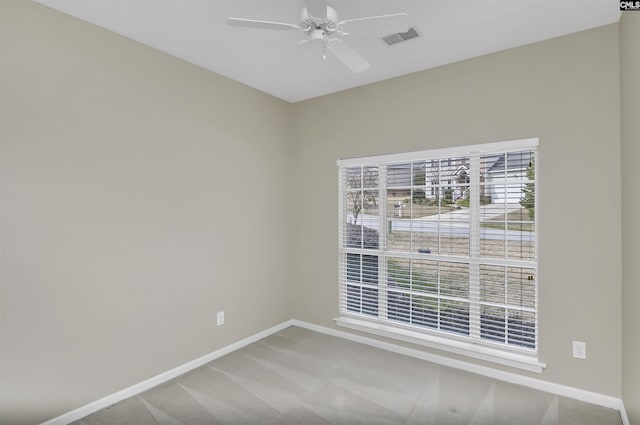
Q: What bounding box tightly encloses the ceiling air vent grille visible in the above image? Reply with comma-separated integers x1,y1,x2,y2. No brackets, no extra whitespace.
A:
382,27,420,46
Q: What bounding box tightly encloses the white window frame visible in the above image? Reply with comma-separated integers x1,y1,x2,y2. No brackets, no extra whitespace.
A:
336,138,545,373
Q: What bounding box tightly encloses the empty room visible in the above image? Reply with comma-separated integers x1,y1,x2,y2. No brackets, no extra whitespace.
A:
1,1,639,424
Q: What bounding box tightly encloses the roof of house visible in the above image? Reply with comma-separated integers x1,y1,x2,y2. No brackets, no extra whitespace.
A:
486,151,533,173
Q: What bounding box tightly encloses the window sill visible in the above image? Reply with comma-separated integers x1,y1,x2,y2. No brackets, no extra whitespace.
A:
334,316,546,373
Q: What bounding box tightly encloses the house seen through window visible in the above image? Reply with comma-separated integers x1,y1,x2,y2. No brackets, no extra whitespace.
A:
338,139,538,360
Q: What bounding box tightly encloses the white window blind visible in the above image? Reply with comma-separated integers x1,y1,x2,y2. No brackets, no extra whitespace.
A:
337,139,538,357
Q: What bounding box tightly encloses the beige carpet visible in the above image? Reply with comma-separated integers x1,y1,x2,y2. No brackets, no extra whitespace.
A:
71,326,622,425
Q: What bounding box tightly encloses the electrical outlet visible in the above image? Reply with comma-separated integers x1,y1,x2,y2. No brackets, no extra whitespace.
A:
217,311,225,326
572,341,586,359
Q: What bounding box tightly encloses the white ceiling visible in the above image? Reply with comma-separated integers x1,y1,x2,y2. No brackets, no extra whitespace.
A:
34,0,621,103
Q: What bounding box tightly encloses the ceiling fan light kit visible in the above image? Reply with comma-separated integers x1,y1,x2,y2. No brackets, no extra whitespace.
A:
227,0,408,74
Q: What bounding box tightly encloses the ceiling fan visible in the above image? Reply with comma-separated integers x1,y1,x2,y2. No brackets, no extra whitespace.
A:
227,0,408,74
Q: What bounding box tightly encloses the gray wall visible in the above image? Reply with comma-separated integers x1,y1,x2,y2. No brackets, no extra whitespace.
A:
0,2,291,424
289,24,622,397
620,12,640,425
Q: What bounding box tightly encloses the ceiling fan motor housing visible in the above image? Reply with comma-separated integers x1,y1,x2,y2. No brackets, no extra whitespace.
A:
300,6,338,35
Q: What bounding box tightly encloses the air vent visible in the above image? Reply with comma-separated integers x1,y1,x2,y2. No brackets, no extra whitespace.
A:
382,26,420,46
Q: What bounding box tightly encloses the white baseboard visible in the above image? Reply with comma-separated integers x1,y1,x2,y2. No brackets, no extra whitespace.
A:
40,320,295,425
42,318,627,425
619,401,630,425
290,319,627,418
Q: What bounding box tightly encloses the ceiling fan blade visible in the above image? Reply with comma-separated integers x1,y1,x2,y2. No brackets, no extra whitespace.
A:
339,13,409,37
327,39,370,74
227,18,300,31
306,0,327,20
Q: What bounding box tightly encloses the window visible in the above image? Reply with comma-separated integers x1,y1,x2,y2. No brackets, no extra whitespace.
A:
337,138,541,371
